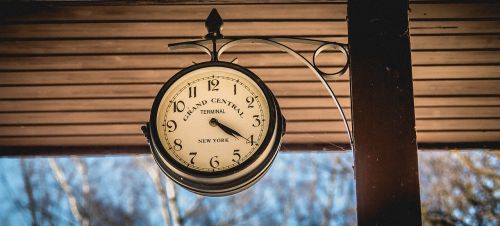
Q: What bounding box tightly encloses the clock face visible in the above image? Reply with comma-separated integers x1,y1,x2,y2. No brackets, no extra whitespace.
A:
155,66,271,173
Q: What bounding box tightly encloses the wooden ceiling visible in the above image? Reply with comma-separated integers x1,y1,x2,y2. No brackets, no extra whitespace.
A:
0,1,499,154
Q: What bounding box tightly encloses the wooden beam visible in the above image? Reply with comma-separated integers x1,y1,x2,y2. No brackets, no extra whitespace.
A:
2,65,500,86
1,51,499,71
0,21,348,39
1,20,499,40
0,145,150,156
1,35,499,55
348,0,422,225
2,80,500,99
1,131,499,148
2,3,500,22
1,97,499,113
2,3,499,22
0,141,499,157
0,1,498,155
0,119,498,135
1,119,498,136
1,107,498,124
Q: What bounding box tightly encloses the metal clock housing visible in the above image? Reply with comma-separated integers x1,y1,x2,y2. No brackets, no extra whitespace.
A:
143,61,285,196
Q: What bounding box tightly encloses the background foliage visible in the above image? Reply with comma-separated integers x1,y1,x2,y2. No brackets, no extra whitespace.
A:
0,151,498,226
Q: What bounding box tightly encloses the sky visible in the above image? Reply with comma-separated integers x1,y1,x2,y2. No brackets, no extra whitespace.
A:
0,150,497,226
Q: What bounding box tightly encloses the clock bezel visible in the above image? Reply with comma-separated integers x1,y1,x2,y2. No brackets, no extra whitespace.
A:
148,115,281,196
149,61,278,179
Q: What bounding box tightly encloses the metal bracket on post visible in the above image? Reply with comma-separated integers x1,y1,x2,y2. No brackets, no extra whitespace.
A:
168,8,353,149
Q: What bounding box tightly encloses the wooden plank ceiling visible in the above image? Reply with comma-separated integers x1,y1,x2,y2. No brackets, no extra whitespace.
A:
0,1,499,154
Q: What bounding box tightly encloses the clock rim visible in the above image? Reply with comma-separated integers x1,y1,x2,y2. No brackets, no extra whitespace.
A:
149,61,278,178
148,118,281,196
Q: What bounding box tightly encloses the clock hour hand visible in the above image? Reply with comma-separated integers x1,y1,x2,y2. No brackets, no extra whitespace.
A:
209,118,244,140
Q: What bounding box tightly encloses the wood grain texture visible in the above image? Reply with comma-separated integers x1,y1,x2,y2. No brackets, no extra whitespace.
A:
1,131,499,148
348,0,422,223
2,97,500,113
2,4,349,21
1,65,499,86
2,3,498,21
1,21,499,40
1,107,498,125
0,119,498,136
0,51,498,72
0,22,347,39
1,80,499,100
0,1,498,152
1,35,499,55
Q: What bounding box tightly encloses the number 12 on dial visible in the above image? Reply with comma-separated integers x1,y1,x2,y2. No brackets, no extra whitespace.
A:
144,61,285,196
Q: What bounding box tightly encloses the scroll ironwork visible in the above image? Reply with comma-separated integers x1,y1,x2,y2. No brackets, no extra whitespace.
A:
167,9,353,149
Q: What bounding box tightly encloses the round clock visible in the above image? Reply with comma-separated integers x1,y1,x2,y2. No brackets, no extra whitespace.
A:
143,61,286,196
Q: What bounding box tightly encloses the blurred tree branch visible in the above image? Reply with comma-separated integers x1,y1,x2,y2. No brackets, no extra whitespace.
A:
20,159,38,226
73,158,91,224
421,151,499,225
165,177,182,226
135,157,172,226
49,158,89,226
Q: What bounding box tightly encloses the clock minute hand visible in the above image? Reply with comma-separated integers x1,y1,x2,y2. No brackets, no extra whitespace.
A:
222,126,252,144
218,125,251,143
209,118,244,140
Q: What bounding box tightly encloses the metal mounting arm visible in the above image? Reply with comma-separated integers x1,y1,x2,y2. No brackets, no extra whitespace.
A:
167,9,353,150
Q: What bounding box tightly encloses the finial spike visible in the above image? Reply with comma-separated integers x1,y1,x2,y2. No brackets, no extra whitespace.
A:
205,8,224,39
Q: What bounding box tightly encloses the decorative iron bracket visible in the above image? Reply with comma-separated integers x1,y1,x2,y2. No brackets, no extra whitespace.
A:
167,9,353,149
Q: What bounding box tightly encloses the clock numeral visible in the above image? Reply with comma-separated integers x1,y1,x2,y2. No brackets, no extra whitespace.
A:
246,135,255,146
173,139,182,151
246,96,255,108
210,156,220,168
173,100,185,113
232,150,241,163
166,120,177,132
189,152,197,164
189,86,197,98
252,115,261,127
208,79,219,91
233,84,237,95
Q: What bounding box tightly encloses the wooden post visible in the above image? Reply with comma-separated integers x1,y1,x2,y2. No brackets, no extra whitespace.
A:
348,0,422,225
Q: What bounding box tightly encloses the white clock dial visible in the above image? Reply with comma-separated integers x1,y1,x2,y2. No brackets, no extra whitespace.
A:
156,66,271,172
